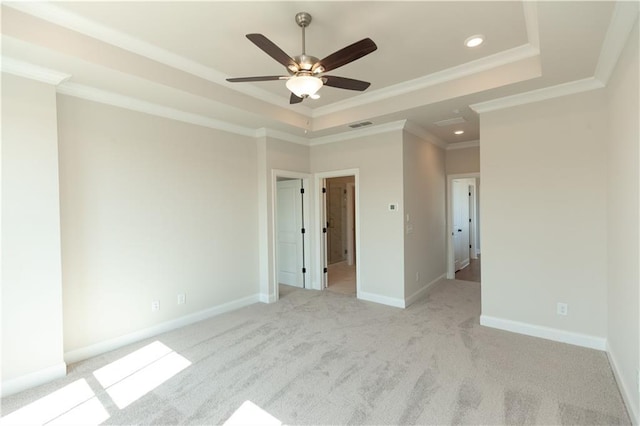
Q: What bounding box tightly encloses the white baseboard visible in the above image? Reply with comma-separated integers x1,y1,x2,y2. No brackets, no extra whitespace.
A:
358,291,405,308
607,343,639,425
1,362,67,398
405,273,446,307
480,315,607,351
259,293,275,303
65,293,260,364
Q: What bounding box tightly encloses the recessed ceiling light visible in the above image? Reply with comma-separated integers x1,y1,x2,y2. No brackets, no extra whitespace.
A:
465,35,484,48
454,130,465,135
309,93,320,100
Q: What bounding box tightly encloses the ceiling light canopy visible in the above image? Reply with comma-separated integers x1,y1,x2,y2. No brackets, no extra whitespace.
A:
286,75,323,98
464,35,484,48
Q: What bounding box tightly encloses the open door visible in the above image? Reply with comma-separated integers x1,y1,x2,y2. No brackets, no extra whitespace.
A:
276,179,305,288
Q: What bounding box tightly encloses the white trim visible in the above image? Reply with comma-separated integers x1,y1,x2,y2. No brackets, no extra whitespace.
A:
446,140,480,151
260,293,275,303
57,82,257,138
255,128,309,146
404,273,446,307
1,57,71,85
522,1,540,51
358,291,405,309
403,121,447,149
469,77,605,114
313,43,539,117
309,120,406,146
1,363,67,398
594,1,640,85
606,343,639,425
64,294,260,364
480,315,607,351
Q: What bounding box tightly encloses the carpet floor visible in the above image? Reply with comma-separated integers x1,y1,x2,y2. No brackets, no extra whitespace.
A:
1,279,630,425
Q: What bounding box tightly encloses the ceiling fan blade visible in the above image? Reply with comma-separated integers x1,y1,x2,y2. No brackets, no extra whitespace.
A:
246,33,299,71
290,93,304,104
313,38,377,73
323,75,371,91
226,76,288,83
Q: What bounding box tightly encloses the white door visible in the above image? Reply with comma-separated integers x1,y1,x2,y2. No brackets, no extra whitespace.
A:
453,179,471,271
276,179,304,288
321,179,328,289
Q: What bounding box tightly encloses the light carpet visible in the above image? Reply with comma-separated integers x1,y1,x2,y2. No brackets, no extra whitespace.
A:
1,279,630,425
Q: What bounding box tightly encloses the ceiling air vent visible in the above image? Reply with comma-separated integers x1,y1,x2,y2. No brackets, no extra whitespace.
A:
349,121,373,129
433,117,466,127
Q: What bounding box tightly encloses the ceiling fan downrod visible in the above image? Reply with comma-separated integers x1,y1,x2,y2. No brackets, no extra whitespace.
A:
295,12,312,55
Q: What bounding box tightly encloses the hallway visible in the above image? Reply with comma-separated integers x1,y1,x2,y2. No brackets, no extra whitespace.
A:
455,255,481,283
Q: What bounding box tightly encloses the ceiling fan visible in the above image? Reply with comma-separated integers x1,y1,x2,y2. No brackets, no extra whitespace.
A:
226,12,377,104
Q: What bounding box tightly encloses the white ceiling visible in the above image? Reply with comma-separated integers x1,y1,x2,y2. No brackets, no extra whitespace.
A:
0,1,619,145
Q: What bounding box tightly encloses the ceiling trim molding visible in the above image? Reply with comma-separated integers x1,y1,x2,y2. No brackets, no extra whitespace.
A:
403,121,447,149
446,140,480,151
308,120,406,146
312,43,539,118
57,82,257,138
594,1,640,85
522,1,540,50
1,56,71,85
3,1,304,113
469,77,604,114
255,128,309,146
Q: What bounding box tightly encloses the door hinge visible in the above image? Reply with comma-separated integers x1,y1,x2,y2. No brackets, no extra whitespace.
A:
469,192,471,196
322,227,327,233
323,267,328,273
322,187,326,193
301,228,306,234
469,218,472,223
300,188,305,194
302,268,306,273
469,244,472,248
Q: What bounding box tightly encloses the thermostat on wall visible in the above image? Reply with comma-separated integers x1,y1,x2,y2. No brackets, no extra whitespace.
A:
388,203,398,211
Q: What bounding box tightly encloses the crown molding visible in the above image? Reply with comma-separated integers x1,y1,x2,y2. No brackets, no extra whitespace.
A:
3,1,303,114
255,128,309,146
312,43,539,118
57,82,257,138
469,77,604,114
403,121,447,149
1,56,71,85
594,1,640,85
308,120,406,146
446,140,479,151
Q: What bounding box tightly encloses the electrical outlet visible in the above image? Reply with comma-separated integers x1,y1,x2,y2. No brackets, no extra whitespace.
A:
415,272,420,282
177,293,186,305
557,302,568,316
151,300,160,312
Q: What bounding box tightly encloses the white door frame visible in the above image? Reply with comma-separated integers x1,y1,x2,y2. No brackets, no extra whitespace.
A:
447,172,480,279
314,169,360,294
271,170,313,301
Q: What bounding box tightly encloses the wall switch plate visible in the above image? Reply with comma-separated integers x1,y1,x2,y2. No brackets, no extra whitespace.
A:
557,302,568,316
151,300,160,312
177,293,186,305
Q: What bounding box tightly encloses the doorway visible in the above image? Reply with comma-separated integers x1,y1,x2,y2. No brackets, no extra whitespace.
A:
447,174,481,282
273,171,311,301
324,176,356,296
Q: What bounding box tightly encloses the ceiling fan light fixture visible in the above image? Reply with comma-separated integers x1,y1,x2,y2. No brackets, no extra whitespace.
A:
286,75,323,97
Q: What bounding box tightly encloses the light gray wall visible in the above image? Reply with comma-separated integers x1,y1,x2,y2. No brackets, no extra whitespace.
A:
402,131,447,302
311,132,405,302
57,95,260,353
1,74,65,390
446,146,480,174
480,89,608,338
605,21,639,422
